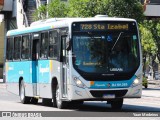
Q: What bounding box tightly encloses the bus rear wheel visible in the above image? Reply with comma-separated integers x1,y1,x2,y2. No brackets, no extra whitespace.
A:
20,80,31,104
110,98,123,110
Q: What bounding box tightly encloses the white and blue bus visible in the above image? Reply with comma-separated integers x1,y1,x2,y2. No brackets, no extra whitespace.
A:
5,16,142,109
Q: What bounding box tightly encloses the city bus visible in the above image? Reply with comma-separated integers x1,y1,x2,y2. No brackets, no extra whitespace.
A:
5,16,142,109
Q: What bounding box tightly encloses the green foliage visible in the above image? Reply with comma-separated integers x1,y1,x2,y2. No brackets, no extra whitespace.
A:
156,23,160,38
34,0,144,22
68,0,109,17
68,0,144,21
141,20,160,62
33,5,47,21
107,0,144,22
34,0,68,20
47,0,68,18
139,23,157,55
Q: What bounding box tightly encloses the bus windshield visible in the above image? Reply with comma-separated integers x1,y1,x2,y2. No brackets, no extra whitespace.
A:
72,31,139,74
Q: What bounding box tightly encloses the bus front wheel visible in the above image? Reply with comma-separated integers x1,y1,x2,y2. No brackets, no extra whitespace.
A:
55,85,67,109
20,80,31,104
110,98,123,110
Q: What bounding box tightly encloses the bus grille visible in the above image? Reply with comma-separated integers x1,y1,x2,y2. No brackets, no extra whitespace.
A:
90,90,128,98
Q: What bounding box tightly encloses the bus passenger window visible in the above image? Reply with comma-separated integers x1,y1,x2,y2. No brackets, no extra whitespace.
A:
21,35,30,60
6,38,13,61
40,33,48,59
13,37,21,60
49,31,58,59
49,46,54,57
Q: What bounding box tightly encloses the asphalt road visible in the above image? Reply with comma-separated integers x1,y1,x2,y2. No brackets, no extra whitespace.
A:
0,83,160,113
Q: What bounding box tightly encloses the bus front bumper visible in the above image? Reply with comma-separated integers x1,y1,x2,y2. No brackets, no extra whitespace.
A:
68,84,142,101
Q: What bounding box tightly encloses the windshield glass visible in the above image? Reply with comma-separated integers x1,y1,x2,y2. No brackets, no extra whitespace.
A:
72,32,139,74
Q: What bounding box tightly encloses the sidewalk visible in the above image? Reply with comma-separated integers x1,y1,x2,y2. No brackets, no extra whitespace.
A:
148,80,160,85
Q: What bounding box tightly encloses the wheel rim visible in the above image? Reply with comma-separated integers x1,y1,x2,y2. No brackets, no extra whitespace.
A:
20,84,25,101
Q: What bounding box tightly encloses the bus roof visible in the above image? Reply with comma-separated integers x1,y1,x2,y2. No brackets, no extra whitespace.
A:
7,17,136,37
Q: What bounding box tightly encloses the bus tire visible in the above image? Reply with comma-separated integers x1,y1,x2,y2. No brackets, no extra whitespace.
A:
52,85,57,107
69,100,83,108
42,98,52,106
110,98,123,110
20,80,31,104
56,85,67,109
30,97,38,104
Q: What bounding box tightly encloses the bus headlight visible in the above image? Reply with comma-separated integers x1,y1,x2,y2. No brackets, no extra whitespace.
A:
132,78,140,87
73,77,85,88
134,78,139,84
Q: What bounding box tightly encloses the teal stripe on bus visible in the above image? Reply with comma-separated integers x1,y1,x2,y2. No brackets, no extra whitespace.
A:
7,26,52,36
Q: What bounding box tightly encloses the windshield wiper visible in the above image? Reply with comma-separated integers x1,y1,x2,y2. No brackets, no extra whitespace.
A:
111,32,124,51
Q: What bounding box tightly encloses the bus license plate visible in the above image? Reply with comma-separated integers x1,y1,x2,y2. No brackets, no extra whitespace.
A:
103,94,115,99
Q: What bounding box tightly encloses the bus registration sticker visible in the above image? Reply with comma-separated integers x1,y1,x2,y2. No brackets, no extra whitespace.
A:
103,94,115,99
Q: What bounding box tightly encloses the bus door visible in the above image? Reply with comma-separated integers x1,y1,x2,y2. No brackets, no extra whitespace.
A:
32,33,40,96
61,34,69,98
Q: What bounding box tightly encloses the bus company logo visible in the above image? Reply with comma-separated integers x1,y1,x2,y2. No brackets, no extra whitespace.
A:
107,83,111,88
39,64,49,76
2,112,11,117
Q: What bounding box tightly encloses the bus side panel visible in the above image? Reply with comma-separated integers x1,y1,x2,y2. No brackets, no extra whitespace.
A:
6,61,32,96
38,60,50,98
38,60,61,98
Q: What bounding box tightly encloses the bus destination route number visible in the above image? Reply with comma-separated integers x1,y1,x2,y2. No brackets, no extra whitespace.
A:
80,24,106,31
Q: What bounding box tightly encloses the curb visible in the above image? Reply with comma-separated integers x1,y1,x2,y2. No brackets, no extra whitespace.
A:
148,80,160,85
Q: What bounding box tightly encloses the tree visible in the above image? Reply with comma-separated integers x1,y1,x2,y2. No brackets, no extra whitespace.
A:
107,0,144,22
68,0,109,17
33,5,47,21
68,0,144,22
47,0,68,18
139,22,158,77
34,0,144,23
139,23,157,56
151,21,160,62
34,0,68,20
142,20,160,62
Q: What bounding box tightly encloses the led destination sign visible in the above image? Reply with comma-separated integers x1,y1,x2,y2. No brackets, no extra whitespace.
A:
80,23,129,31
108,24,128,30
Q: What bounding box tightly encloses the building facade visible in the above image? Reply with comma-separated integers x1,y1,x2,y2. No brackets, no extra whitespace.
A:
0,0,17,78
141,0,160,19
